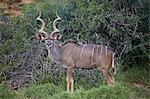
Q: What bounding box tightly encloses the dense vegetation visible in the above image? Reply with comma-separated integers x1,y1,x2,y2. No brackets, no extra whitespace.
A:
0,0,149,99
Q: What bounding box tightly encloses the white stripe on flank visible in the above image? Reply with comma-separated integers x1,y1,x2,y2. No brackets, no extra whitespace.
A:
97,45,99,59
105,46,107,55
92,45,96,61
73,45,77,55
99,45,103,59
80,44,86,58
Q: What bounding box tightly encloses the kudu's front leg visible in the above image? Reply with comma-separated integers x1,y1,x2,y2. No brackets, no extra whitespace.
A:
66,66,74,93
100,67,114,86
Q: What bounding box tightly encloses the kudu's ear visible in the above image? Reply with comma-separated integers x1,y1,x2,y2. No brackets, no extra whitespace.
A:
36,33,47,41
54,34,62,40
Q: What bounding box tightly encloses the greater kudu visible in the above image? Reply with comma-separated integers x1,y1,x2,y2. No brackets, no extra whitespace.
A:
36,12,115,93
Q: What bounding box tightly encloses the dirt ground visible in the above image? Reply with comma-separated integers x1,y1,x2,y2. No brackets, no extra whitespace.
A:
0,0,33,16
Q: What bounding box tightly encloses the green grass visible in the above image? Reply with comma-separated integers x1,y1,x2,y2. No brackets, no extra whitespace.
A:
0,82,149,99
120,67,150,86
52,83,143,99
0,67,149,99
19,83,63,99
0,83,17,99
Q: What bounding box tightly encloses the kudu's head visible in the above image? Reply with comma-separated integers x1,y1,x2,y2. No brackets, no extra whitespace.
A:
36,12,61,48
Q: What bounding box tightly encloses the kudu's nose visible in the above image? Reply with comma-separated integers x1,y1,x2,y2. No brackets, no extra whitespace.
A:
45,40,51,47
47,43,51,46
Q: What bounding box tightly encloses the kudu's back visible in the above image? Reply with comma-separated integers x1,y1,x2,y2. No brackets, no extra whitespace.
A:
61,42,115,69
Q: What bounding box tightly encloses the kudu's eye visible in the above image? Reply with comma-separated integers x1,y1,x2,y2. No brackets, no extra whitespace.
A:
45,40,52,46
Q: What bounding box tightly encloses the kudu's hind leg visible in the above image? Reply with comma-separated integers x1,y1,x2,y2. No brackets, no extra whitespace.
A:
66,66,74,93
100,67,114,85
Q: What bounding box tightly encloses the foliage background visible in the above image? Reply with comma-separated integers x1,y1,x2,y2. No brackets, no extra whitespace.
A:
0,0,149,99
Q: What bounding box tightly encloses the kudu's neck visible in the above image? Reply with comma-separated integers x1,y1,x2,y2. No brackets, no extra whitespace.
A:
47,42,62,64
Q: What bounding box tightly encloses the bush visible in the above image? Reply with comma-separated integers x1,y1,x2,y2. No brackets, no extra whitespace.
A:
0,0,149,91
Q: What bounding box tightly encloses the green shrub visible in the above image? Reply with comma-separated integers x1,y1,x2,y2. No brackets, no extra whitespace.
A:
0,1,149,98
0,0,149,78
